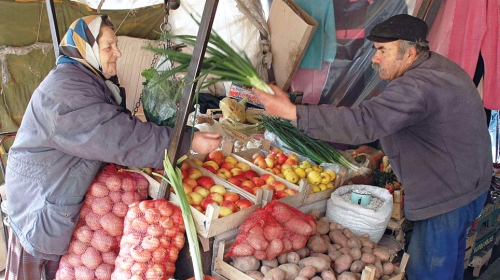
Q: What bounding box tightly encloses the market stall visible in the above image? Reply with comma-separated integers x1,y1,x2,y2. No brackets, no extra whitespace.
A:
1,0,498,279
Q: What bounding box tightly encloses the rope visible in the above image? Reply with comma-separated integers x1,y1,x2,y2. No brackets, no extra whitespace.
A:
114,8,137,34
36,1,44,43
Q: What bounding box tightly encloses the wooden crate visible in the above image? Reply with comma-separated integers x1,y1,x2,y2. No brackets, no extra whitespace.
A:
231,153,306,207
194,147,307,208
361,253,409,280
213,239,409,280
213,240,258,280
235,148,344,207
141,167,263,240
391,190,405,220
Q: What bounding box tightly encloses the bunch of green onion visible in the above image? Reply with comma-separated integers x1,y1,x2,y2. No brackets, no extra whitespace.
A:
261,116,360,172
154,152,204,280
144,24,274,95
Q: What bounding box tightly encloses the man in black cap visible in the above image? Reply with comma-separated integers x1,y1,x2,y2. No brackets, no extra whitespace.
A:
254,14,491,279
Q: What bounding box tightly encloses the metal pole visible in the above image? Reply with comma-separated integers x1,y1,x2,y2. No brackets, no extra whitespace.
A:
158,0,220,200
46,0,61,58
416,0,434,20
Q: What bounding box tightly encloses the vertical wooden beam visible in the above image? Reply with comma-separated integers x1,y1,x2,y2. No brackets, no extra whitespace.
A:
46,0,60,58
159,0,219,200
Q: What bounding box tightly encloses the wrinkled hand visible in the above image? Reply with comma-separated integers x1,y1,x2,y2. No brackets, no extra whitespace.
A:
191,132,222,154
253,84,297,121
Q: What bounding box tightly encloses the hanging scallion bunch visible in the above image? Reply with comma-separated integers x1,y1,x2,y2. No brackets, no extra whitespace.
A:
143,18,274,95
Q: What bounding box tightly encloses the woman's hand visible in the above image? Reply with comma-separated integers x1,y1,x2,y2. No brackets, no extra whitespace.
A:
191,132,222,154
253,84,297,121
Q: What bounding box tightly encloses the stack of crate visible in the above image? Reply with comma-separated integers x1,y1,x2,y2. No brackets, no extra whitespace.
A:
467,202,500,277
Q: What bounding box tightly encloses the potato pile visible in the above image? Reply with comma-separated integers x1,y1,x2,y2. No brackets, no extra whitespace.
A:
230,217,399,280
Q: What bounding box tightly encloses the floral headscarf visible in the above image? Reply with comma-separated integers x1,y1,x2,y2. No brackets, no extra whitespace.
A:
56,15,108,79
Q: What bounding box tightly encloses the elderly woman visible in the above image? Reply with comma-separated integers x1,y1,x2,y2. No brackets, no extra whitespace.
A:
4,15,221,279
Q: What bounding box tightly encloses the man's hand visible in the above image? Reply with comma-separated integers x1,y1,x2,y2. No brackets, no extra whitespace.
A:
253,84,297,122
191,132,222,154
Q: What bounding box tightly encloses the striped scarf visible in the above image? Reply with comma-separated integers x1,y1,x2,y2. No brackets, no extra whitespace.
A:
56,15,105,79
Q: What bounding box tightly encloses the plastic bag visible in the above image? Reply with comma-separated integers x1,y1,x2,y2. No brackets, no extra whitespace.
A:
226,201,316,260
326,185,392,243
219,97,246,123
141,69,181,128
111,199,185,280
55,165,149,280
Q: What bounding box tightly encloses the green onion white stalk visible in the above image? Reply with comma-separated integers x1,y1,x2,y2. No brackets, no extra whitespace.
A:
154,152,204,280
144,24,274,95
261,116,361,172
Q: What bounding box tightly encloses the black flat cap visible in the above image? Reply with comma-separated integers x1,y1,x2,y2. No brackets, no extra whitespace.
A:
367,14,428,43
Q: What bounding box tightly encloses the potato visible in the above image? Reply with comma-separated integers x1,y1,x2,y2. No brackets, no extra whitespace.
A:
333,244,343,250
262,259,278,268
246,270,264,280
339,247,351,255
349,260,366,273
373,248,391,262
286,252,300,264
337,271,357,280
333,254,353,274
346,237,362,249
327,243,337,254
321,234,332,246
299,256,331,273
263,267,285,280
349,247,362,261
328,251,343,262
261,265,272,275
310,252,332,267
317,217,330,235
360,253,376,264
295,247,310,259
277,263,301,280
382,261,395,275
358,237,376,249
298,265,316,278
361,246,373,254
277,253,288,264
295,277,308,280
330,222,343,232
321,269,336,280
329,230,348,247
341,227,354,239
374,257,383,279
233,256,260,272
307,235,327,253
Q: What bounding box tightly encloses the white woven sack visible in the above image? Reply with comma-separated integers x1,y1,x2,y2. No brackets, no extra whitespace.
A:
326,185,393,243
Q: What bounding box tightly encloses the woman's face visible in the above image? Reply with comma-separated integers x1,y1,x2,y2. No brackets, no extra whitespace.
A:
98,26,122,79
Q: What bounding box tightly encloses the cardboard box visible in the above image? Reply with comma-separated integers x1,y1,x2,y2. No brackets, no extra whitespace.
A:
268,0,318,91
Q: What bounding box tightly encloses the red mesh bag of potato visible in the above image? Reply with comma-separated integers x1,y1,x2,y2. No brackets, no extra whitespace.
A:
226,201,316,260
111,198,186,279
55,165,150,280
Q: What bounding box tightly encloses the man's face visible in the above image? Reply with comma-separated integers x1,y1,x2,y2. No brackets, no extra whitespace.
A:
98,26,121,79
371,41,411,81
